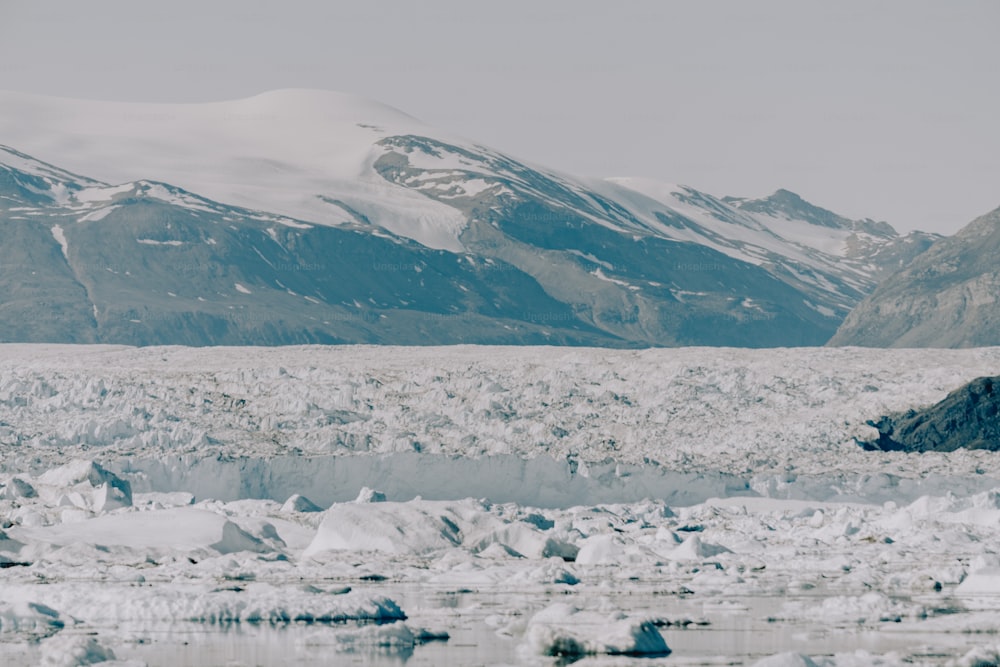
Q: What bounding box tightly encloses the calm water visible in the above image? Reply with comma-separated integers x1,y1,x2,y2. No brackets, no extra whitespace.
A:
0,588,986,666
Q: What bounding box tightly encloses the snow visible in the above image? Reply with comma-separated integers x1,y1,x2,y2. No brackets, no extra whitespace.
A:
522,603,670,657
805,300,838,317
2,89,910,314
1,344,1000,663
591,267,635,288
305,500,466,557
955,569,1000,595
135,239,184,246
450,177,494,197
756,210,854,256
1,583,406,628
280,493,323,513
567,249,615,269
2,344,999,486
600,176,876,304
0,145,101,194
78,206,117,222
0,90,469,251
73,183,134,204
50,225,69,261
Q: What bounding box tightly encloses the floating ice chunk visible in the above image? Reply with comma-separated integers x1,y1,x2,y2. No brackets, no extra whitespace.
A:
2,477,37,500
210,520,269,554
177,590,405,625
38,634,143,667
11,507,47,527
36,461,132,512
777,592,926,625
15,507,272,557
968,554,1000,574
38,461,122,490
576,534,626,565
477,542,524,559
301,621,447,660
0,528,25,553
470,521,577,561
355,487,387,503
92,482,130,513
0,600,66,639
132,491,195,508
956,570,1000,595
520,561,580,585
305,500,466,556
324,622,417,652
668,534,732,561
947,645,1000,667
281,493,323,512
575,534,656,566
22,584,405,627
523,603,670,658
56,492,88,509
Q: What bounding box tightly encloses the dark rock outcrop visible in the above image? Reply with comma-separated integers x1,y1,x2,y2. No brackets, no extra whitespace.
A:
859,376,1000,452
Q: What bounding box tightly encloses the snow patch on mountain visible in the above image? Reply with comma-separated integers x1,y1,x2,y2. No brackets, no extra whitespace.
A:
0,90,469,250
50,226,69,261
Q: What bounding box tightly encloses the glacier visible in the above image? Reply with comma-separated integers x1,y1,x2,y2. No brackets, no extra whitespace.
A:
2,344,1000,665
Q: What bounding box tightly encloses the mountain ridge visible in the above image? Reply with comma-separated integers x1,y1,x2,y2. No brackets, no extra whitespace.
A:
829,205,1000,348
0,90,941,347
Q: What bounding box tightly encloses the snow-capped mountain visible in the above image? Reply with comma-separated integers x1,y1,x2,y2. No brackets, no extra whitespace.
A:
829,205,1000,348
0,90,936,346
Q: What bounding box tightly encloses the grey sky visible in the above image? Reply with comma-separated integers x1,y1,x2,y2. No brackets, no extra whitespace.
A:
0,0,996,234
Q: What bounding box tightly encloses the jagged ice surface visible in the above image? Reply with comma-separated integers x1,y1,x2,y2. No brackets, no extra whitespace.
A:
2,344,1000,665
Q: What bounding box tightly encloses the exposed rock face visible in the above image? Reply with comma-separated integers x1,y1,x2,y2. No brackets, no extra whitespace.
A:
830,206,1000,347
859,376,1000,452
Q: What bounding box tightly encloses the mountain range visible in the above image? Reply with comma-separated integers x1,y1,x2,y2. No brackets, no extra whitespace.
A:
830,205,1000,347
0,89,940,347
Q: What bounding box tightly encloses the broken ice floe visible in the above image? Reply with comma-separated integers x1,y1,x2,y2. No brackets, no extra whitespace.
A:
521,603,670,658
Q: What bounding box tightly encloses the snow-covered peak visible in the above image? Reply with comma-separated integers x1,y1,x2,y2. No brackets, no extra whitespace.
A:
728,189,897,237
70,179,231,214
728,188,838,224
231,88,424,126
0,145,97,184
602,177,764,231
0,89,467,250
0,145,105,211
603,176,688,202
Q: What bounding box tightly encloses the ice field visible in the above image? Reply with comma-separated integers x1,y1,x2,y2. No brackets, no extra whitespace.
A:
3,344,1000,665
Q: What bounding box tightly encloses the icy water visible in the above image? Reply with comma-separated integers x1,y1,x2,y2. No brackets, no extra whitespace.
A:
6,346,1000,666
2,588,985,666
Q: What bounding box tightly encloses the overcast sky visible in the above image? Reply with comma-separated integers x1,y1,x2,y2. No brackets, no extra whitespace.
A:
1,0,996,234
